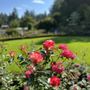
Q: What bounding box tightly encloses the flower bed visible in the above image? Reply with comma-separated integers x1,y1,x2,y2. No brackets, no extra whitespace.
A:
0,40,90,90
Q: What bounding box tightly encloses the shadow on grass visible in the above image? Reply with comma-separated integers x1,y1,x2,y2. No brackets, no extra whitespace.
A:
35,36,90,45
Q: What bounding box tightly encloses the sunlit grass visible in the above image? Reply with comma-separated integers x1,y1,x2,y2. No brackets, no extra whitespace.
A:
2,36,90,72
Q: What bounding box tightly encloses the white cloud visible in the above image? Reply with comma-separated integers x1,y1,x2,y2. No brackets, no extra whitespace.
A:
32,0,45,4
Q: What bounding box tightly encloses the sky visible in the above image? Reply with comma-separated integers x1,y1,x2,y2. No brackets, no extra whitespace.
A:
0,0,54,17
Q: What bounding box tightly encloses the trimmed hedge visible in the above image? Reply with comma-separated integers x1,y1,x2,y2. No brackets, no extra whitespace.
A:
0,33,90,42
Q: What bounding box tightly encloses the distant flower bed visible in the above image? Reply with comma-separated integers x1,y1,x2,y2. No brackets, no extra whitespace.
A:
0,40,90,90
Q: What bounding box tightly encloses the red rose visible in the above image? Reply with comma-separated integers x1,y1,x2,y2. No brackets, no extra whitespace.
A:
25,70,32,78
51,62,64,74
9,51,16,57
61,50,76,59
43,40,55,50
59,44,68,50
28,52,43,64
49,76,61,87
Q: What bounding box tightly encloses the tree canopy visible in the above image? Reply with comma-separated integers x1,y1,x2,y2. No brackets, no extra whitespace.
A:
0,0,90,35
50,0,90,34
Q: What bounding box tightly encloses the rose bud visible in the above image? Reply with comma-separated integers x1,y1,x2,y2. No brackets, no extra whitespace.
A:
20,45,27,54
28,51,43,64
9,51,16,57
48,76,61,87
43,40,55,50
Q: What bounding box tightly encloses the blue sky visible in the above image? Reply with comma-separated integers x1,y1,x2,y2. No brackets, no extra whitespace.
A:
0,0,54,17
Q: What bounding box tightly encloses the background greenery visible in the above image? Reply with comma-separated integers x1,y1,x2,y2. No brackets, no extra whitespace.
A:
1,0,90,35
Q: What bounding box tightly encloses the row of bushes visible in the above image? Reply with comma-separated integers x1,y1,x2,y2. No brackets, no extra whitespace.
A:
0,33,90,42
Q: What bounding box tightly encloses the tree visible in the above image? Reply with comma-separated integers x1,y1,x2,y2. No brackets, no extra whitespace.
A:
51,12,62,28
10,19,20,28
50,0,64,14
50,0,90,34
8,8,20,28
8,8,18,22
35,12,47,21
20,11,35,30
36,17,54,32
51,0,90,16
0,13,8,26
0,18,3,27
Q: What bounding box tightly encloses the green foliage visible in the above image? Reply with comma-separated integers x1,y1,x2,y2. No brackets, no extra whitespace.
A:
8,8,18,22
36,12,47,21
0,18,2,27
51,12,61,28
1,0,90,34
36,17,54,32
10,19,20,28
20,11,36,30
50,0,90,34
0,9,36,29
5,29,20,36
0,13,8,26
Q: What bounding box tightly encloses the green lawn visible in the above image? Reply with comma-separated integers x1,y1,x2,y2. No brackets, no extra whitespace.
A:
1,36,90,73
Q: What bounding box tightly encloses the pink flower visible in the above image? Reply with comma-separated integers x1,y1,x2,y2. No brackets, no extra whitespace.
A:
49,76,61,87
61,49,76,59
51,62,64,74
43,40,55,50
9,51,16,57
87,74,90,81
25,70,32,78
28,52,43,64
59,44,68,50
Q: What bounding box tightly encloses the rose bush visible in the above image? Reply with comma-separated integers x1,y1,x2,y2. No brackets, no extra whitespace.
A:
0,40,90,90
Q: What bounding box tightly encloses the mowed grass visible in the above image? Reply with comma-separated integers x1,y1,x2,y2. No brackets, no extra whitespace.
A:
1,36,90,73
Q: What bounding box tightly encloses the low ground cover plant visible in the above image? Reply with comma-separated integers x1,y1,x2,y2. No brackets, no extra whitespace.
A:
0,40,90,90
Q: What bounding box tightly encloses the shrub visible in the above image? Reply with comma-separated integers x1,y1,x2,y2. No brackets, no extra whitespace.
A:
36,17,54,32
0,40,90,90
5,29,20,36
